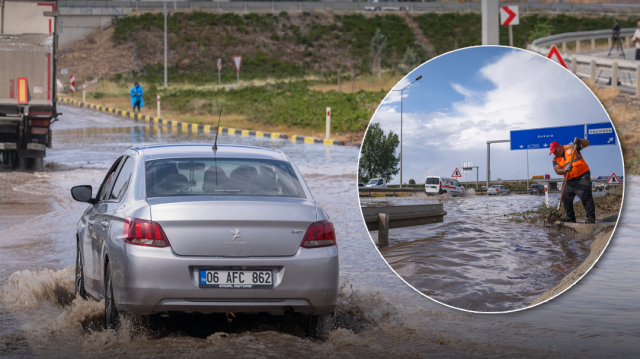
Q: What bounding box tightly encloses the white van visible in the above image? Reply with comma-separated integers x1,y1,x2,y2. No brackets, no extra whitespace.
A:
425,176,465,196
365,177,387,188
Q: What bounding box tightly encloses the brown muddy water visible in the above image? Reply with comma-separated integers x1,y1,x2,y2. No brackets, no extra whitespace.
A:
0,106,638,357
363,192,609,312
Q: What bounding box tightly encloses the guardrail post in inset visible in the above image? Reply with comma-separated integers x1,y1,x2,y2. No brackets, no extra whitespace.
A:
545,183,549,207
626,37,630,49
157,95,161,119
576,40,580,53
562,42,566,53
571,56,577,74
590,60,596,82
612,61,619,89
591,38,595,51
378,213,389,248
636,65,640,98
608,37,612,50
326,107,331,139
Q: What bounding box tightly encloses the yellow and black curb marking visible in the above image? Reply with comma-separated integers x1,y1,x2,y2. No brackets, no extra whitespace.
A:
57,97,345,146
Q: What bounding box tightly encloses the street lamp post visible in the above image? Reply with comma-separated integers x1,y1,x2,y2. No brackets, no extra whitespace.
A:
164,0,168,88
517,170,520,191
392,75,422,189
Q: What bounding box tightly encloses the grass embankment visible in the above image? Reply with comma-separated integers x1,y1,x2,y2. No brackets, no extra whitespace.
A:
507,191,622,224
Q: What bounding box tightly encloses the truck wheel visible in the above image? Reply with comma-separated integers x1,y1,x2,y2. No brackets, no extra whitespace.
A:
32,158,43,172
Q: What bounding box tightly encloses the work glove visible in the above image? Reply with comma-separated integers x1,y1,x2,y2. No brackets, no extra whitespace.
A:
573,137,580,145
564,164,573,173
574,137,582,153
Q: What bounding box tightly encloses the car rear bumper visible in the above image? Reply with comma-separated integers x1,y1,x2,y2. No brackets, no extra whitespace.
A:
113,245,339,316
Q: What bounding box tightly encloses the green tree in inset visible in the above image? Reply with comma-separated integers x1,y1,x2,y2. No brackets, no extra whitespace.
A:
358,122,400,183
408,179,416,185
528,19,555,43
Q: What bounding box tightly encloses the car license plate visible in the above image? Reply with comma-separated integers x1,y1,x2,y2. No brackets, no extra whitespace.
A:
199,269,273,288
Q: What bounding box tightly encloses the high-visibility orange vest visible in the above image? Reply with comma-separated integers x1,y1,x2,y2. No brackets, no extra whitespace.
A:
554,143,589,180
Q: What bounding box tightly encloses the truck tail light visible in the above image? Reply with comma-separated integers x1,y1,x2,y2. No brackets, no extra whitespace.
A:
122,218,171,248
29,119,50,127
17,78,28,104
300,220,336,249
31,127,48,134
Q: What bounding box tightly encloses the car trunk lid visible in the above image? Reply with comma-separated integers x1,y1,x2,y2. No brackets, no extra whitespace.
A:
148,197,317,257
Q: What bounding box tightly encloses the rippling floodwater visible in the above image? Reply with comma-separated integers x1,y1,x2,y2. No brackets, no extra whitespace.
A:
363,193,607,312
0,106,638,357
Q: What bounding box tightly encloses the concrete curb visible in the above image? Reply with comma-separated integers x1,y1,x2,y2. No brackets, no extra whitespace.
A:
57,97,345,146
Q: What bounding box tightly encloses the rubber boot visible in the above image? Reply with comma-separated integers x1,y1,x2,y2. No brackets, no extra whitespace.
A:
586,217,596,224
559,216,576,223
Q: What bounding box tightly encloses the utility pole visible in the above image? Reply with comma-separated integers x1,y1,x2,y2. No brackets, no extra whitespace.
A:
526,149,530,191
392,75,422,189
164,0,168,88
482,0,499,45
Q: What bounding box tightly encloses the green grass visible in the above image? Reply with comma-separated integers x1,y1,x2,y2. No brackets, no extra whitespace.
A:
145,80,385,132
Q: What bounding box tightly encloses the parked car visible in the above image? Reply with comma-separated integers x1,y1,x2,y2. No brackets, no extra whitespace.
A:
529,184,544,195
358,182,365,188
488,185,510,195
425,176,465,196
365,177,387,188
71,144,338,337
364,0,408,11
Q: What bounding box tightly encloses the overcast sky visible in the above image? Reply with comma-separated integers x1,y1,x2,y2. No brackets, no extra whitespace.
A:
371,46,624,185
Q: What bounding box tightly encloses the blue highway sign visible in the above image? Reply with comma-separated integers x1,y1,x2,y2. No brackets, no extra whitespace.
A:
510,124,584,151
586,122,616,146
510,122,616,151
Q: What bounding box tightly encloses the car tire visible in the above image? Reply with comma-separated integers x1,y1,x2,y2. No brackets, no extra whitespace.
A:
75,242,87,300
303,313,332,340
105,262,121,330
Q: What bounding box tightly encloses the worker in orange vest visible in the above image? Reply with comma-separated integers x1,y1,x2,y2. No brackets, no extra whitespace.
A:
550,137,595,223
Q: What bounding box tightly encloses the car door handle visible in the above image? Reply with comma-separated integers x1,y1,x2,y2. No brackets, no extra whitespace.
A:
101,221,109,227
88,220,95,225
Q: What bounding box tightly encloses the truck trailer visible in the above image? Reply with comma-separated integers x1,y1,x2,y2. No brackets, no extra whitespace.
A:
0,0,59,171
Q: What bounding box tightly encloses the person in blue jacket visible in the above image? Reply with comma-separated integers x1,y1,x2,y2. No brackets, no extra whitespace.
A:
130,82,144,113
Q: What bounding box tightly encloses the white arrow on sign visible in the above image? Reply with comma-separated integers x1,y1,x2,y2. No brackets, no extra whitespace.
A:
519,145,524,148
500,6,519,26
544,143,548,147
608,138,613,143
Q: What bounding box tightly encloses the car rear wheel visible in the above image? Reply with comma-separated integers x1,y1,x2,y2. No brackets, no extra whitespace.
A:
303,313,332,340
75,243,87,300
105,263,121,330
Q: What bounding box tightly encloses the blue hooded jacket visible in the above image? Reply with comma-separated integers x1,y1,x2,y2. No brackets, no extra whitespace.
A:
130,84,144,108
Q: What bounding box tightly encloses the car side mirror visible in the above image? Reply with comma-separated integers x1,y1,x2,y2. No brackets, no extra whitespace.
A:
71,185,95,204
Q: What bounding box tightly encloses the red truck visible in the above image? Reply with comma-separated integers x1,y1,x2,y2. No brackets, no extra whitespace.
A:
0,0,59,171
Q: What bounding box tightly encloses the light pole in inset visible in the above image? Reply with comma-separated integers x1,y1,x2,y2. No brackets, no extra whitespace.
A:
517,170,520,191
392,75,422,189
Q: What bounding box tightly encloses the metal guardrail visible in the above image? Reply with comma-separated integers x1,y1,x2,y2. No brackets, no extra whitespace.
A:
530,28,640,96
58,1,640,14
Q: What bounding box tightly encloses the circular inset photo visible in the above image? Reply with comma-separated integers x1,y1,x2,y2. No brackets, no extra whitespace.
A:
358,46,624,313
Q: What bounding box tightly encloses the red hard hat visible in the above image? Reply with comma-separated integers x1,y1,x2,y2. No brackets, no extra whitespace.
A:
549,141,560,155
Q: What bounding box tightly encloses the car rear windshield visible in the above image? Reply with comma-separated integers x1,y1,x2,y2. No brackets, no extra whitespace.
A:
145,158,307,199
426,178,439,185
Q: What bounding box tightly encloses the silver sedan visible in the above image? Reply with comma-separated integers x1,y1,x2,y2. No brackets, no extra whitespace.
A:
71,144,338,337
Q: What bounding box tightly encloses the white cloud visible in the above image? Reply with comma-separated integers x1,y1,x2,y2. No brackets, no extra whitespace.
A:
370,49,617,183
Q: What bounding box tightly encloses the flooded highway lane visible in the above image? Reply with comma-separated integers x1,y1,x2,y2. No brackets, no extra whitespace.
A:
0,106,638,357
364,193,609,312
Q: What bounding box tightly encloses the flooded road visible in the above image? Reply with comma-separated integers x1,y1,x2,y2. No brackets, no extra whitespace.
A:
0,106,638,357
364,193,606,312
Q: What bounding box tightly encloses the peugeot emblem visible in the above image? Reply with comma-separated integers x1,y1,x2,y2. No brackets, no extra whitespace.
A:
231,229,242,241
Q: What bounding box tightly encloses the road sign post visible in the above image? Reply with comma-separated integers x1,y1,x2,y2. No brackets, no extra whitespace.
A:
482,0,499,45
217,58,221,85
462,162,479,190
157,95,161,119
500,6,519,47
233,55,242,85
326,107,331,139
82,84,86,103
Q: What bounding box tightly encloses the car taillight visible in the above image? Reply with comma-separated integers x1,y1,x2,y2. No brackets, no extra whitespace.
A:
439,181,442,189
300,220,336,249
122,217,170,247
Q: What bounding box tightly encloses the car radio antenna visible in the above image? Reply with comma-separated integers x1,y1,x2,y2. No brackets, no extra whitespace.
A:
212,104,223,151
212,104,223,185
